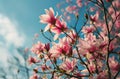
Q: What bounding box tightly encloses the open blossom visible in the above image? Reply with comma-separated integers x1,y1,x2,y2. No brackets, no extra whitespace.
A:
29,0,120,78
52,19,68,40
90,11,99,23
30,74,39,79
31,41,44,55
109,56,120,71
117,33,120,37
113,0,120,9
44,43,50,52
40,7,68,40
60,58,77,73
53,19,68,34
53,74,62,79
115,20,120,29
66,5,77,13
50,37,72,58
77,33,99,55
40,7,57,32
40,64,50,71
40,7,56,24
82,25,95,34
97,71,108,79
88,62,96,73
28,56,39,65
66,29,77,44
76,0,82,7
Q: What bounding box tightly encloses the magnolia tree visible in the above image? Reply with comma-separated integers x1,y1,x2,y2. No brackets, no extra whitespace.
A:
29,0,120,79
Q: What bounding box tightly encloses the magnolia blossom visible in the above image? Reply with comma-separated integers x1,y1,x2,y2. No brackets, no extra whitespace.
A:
53,19,68,34
40,7,68,40
52,19,68,40
113,0,120,9
44,43,50,52
40,7,56,24
66,29,77,44
109,56,120,71
50,37,72,58
66,5,77,13
60,58,77,73
29,0,120,78
82,25,95,34
53,74,62,79
40,7,57,32
88,62,96,73
30,74,39,79
77,33,98,55
90,11,99,23
28,56,39,65
41,64,50,71
76,0,82,7
97,71,108,79
77,32,109,56
115,20,120,29
31,41,44,55
117,33,120,37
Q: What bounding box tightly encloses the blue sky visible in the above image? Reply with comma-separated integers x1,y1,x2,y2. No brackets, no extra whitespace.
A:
0,0,61,66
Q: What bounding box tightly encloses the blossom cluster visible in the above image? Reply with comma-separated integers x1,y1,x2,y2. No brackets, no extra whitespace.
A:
29,0,120,79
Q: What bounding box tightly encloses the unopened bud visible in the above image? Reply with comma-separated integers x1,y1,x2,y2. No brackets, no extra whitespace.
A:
84,14,88,20
38,54,44,59
33,68,38,73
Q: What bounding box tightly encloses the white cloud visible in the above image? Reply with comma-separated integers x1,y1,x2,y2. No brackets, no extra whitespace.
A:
0,43,10,66
0,14,26,66
0,14,25,47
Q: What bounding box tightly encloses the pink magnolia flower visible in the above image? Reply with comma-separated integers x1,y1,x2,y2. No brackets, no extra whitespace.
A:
44,43,50,52
106,0,110,2
88,62,96,73
97,71,108,79
66,5,77,13
52,19,68,35
108,6,114,14
60,58,77,73
82,25,95,34
41,64,50,71
53,74,61,79
40,7,68,40
113,0,120,9
30,74,39,79
117,33,120,37
40,7,57,32
109,56,120,71
109,38,117,51
67,29,77,44
28,56,39,65
76,0,82,7
90,11,99,23
24,47,29,53
90,7,95,12
52,19,68,40
77,38,90,56
34,33,39,38
77,33,99,56
31,41,44,55
50,37,72,58
115,20,120,29
40,7,56,24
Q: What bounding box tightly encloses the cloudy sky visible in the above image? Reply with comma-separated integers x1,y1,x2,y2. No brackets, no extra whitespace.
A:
0,0,60,66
